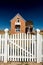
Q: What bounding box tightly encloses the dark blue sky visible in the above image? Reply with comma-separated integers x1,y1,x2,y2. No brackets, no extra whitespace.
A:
0,0,43,30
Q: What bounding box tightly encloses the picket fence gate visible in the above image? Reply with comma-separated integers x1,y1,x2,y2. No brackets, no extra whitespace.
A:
0,28,43,63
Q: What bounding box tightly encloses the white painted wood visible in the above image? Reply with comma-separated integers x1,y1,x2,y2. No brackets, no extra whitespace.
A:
15,34,16,61
4,28,9,63
27,33,28,61
29,34,31,61
25,33,26,61
18,34,19,61
32,35,34,61
36,29,41,63
22,33,24,61
13,34,14,61
2,39,3,61
0,28,42,63
20,33,21,61
0,35,1,54
7,44,9,61
33,35,36,62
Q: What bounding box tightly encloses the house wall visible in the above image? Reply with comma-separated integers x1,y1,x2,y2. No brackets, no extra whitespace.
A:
10,15,26,34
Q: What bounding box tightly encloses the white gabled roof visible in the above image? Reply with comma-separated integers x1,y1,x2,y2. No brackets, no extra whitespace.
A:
10,13,26,22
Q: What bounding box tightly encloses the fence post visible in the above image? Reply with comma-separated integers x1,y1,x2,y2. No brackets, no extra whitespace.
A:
4,28,9,63
36,29,41,63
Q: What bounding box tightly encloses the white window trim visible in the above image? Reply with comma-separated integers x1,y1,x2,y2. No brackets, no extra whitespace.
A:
15,29,21,32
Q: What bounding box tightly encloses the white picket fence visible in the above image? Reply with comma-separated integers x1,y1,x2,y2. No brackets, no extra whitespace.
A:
0,28,43,63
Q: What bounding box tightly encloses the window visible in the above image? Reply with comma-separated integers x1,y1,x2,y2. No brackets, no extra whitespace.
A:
18,19,19,22
15,25,20,32
16,27,20,32
15,18,21,25
17,18,20,22
15,18,20,32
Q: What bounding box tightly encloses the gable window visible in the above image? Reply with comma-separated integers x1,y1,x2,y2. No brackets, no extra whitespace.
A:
15,19,21,25
17,18,20,22
18,19,19,22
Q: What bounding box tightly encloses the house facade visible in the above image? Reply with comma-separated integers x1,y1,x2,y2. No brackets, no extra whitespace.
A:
10,13,33,34
10,13,26,34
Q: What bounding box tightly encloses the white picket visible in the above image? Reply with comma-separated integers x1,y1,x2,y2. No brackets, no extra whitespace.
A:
0,28,43,63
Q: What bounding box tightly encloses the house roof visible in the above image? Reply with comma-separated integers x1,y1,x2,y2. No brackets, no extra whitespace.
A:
10,13,26,22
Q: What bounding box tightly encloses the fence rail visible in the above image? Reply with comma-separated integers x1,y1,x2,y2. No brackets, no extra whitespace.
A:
0,28,43,63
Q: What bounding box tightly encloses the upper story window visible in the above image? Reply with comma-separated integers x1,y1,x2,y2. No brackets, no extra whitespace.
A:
17,19,19,22
15,18,21,25
17,18,20,22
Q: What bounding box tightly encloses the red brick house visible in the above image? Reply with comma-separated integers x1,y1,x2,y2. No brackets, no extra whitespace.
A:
10,13,26,34
10,13,33,34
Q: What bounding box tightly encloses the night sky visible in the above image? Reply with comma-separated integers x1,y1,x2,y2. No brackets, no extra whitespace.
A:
0,0,43,30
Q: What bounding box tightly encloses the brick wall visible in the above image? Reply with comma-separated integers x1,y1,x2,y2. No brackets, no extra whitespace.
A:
10,15,25,34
